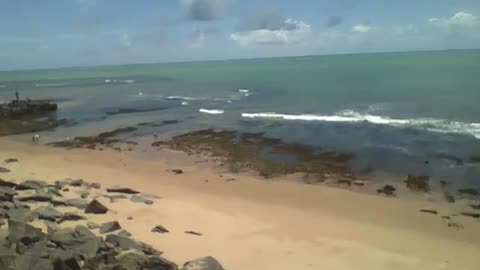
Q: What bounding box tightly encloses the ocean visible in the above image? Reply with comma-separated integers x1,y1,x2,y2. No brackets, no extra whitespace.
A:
1,49,480,187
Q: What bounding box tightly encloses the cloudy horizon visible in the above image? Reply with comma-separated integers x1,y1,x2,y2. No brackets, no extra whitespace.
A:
1,0,479,70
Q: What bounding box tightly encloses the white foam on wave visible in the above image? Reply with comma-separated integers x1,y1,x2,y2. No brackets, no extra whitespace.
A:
199,108,224,115
166,96,203,101
105,79,111,83
181,101,189,106
239,89,249,93
242,111,480,139
123,79,135,83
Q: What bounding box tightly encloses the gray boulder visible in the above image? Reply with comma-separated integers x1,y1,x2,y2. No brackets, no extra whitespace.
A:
182,256,225,270
16,180,48,191
131,195,154,205
85,199,108,214
100,221,121,234
64,198,89,209
34,206,63,222
0,167,11,173
7,219,45,244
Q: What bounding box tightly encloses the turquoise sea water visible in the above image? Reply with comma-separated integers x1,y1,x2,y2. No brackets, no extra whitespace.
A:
1,49,480,187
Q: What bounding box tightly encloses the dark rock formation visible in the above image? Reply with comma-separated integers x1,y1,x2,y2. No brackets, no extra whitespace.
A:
184,231,203,236
405,175,430,192
85,199,108,214
377,185,396,196
0,167,11,173
3,159,18,164
57,213,86,224
172,169,184,175
107,186,140,194
470,204,480,210
151,225,169,234
0,179,17,188
460,212,480,218
458,188,479,197
419,209,438,215
48,127,137,149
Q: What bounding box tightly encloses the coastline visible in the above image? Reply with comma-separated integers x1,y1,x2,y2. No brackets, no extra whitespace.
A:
1,137,479,269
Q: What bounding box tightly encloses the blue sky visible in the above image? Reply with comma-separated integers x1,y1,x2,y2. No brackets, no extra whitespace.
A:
0,0,479,70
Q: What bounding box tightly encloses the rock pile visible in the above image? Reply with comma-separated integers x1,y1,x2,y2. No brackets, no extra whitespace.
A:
0,172,225,270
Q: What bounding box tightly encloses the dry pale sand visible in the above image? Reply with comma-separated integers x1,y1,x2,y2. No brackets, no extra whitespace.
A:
0,138,479,270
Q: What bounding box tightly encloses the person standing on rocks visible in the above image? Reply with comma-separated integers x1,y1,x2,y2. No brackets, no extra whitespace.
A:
15,90,19,102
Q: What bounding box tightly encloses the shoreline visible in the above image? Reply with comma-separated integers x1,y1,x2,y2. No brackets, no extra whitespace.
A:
1,137,480,269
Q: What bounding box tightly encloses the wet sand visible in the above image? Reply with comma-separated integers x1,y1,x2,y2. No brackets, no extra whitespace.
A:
0,137,479,270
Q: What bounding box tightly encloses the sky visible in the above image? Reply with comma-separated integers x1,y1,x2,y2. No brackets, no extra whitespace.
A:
0,0,479,70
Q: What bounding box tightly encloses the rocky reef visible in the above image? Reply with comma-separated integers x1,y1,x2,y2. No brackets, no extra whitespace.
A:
152,129,356,181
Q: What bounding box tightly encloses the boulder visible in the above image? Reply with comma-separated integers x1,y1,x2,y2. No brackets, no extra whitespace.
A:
0,167,11,173
377,185,396,196
87,222,100,230
16,180,48,191
89,183,101,189
64,198,89,209
5,208,38,223
14,255,53,270
117,230,132,238
85,199,108,214
69,179,85,187
172,169,183,175
17,189,52,203
105,194,128,203
57,213,86,224
0,187,16,202
106,186,140,194
100,221,122,234
7,219,45,244
405,175,430,192
34,206,63,222
0,179,17,188
143,256,178,270
104,234,161,256
182,256,225,270
131,195,154,205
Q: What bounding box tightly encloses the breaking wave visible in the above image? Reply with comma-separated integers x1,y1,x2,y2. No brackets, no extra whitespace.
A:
166,96,204,101
242,110,480,139
199,108,224,115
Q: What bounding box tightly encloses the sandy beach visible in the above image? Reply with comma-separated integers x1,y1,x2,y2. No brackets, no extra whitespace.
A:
0,137,479,270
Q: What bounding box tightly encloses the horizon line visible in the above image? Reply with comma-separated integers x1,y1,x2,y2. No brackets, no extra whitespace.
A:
1,47,479,73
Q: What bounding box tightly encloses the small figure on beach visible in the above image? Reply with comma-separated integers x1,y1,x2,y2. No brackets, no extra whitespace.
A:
153,132,159,138
15,91,19,102
32,134,40,143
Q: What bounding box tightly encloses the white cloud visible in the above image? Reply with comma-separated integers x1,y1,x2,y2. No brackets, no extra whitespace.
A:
230,19,312,46
352,24,372,33
429,11,478,28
